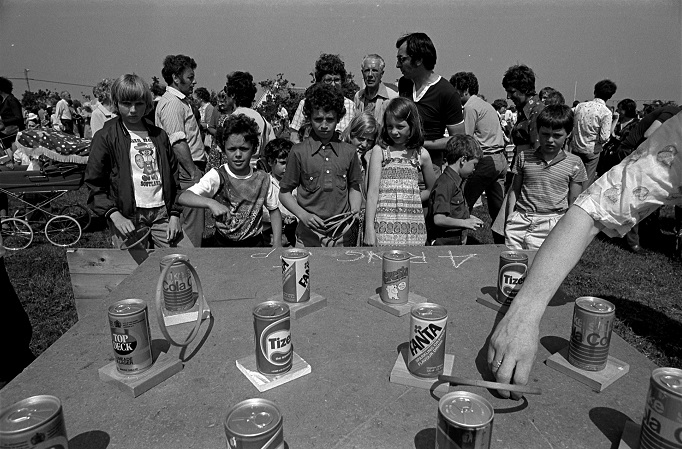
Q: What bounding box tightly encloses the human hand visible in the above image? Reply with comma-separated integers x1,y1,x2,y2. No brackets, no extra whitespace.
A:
464,216,484,230
191,171,202,184
363,227,377,246
110,212,136,239
209,202,231,223
487,311,540,399
167,215,181,242
301,212,326,233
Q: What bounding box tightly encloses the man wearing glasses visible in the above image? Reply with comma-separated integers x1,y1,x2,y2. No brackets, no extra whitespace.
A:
353,54,397,126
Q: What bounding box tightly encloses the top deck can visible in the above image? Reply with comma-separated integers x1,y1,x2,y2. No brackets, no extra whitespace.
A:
408,303,448,378
253,301,293,375
639,367,682,449
160,254,195,311
496,251,528,306
224,398,284,449
381,250,410,304
281,249,310,303
567,296,615,371
0,395,69,449
108,298,153,374
436,391,494,449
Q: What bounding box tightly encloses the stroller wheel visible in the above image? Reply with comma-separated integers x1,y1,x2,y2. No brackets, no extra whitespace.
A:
60,204,91,231
13,208,48,230
1,218,34,250
45,215,81,247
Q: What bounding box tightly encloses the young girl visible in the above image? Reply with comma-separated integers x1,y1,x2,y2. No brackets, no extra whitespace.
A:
364,97,436,246
343,112,378,245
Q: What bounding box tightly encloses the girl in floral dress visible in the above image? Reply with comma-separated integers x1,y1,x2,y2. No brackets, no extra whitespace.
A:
364,97,436,246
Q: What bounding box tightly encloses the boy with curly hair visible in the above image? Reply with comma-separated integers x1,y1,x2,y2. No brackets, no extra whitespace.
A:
279,83,362,247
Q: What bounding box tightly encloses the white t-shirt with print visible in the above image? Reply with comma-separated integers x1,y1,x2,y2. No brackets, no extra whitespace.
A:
128,129,164,208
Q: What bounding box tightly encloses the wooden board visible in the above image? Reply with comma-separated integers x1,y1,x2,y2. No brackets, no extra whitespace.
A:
545,346,630,392
236,352,311,392
367,292,428,317
98,350,183,398
163,293,212,326
618,420,641,449
389,351,455,395
267,292,327,319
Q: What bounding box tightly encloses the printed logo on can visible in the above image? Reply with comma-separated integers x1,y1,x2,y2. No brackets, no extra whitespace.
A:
498,262,527,299
260,319,292,366
111,330,137,355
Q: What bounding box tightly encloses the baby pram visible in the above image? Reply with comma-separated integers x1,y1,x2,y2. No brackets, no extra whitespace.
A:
0,129,91,250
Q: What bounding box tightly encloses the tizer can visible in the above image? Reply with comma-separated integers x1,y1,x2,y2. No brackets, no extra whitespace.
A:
408,303,447,378
381,250,410,304
224,398,284,449
496,251,528,306
567,296,615,371
0,395,69,449
281,249,310,303
108,298,153,374
253,301,293,375
436,391,494,449
160,254,196,311
639,367,682,449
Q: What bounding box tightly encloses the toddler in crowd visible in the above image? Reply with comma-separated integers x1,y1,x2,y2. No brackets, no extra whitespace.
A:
262,138,297,246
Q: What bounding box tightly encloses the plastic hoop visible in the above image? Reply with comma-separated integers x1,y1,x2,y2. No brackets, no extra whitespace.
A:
155,256,205,347
119,226,152,250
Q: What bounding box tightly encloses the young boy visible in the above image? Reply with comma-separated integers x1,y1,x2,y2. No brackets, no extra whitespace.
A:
505,104,587,250
179,114,281,247
279,83,362,247
427,135,484,245
261,138,298,246
85,74,191,249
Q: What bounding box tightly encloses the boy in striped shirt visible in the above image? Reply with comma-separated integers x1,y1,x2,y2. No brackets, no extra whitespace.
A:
505,105,587,250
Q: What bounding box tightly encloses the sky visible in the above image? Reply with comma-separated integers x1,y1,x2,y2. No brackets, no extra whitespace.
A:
0,0,680,108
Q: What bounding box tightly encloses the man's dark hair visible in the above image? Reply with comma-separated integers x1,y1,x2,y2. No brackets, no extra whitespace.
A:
449,72,479,96
0,77,13,94
396,33,437,71
314,54,347,83
150,83,166,97
594,79,617,101
264,138,293,163
226,71,258,107
545,91,565,106
502,65,536,96
492,99,508,111
303,83,346,120
617,99,638,119
161,55,197,86
536,104,574,134
194,87,211,103
217,113,260,152
539,86,556,101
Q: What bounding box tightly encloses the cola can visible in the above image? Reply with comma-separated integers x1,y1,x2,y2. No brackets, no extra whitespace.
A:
436,391,494,449
160,254,195,311
408,303,448,378
253,301,293,375
0,395,69,449
496,251,528,306
224,398,284,449
108,298,153,374
567,296,615,371
281,249,310,303
639,367,682,449
381,250,410,304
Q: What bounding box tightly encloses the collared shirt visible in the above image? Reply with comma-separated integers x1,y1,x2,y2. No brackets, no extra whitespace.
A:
569,98,612,156
511,95,544,150
353,83,398,125
155,86,206,162
575,111,682,237
463,95,506,153
279,134,362,220
56,99,72,120
428,165,469,238
90,103,117,136
290,97,356,134
512,148,587,214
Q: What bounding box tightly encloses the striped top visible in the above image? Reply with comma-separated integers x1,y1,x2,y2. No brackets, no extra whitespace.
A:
512,149,587,213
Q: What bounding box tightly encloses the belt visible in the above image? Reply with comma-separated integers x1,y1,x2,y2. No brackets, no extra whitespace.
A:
483,148,505,155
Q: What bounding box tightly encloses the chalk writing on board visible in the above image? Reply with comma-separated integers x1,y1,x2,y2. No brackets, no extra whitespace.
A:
407,252,427,264
438,251,477,268
251,248,277,259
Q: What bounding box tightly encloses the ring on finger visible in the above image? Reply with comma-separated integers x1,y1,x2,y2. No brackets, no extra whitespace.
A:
493,359,503,370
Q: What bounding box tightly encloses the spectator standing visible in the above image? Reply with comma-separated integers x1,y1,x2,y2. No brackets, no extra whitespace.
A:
0,77,25,149
226,71,275,155
353,54,398,126
194,87,215,152
155,54,206,247
55,91,74,134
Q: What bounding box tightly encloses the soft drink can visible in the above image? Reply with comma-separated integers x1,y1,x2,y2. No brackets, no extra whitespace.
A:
567,296,615,371
160,254,195,311
108,298,153,374
408,303,448,378
496,251,528,306
224,398,284,449
253,301,292,375
436,391,494,449
0,395,69,449
381,250,410,304
281,249,310,303
639,367,682,449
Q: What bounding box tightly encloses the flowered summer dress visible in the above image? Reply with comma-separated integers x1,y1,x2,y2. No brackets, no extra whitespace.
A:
374,146,427,246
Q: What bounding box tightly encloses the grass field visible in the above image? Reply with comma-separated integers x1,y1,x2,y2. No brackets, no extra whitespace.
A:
3,186,681,369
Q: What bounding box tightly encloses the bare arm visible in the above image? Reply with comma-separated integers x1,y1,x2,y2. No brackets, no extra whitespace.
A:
644,120,663,139
487,206,601,399
178,190,230,221
363,146,383,245
506,174,522,216
419,150,437,203
433,213,483,231
279,191,325,233
172,140,201,183
567,181,583,206
269,208,282,248
423,122,465,151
